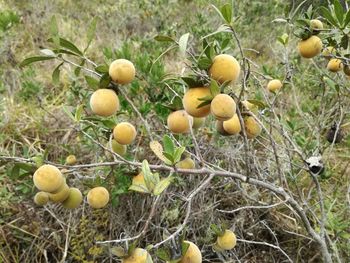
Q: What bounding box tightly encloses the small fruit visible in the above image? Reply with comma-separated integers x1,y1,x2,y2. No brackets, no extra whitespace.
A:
327,59,343,72
111,139,127,156
90,89,120,117
87,186,110,209
216,230,237,251
122,248,149,263
33,164,64,192
210,94,236,121
244,116,262,139
179,241,202,263
223,114,241,135
297,35,323,58
167,110,193,134
183,87,211,117
109,59,136,85
322,46,335,57
34,192,49,206
113,122,137,145
62,188,83,209
241,100,258,114
192,117,205,129
66,155,77,165
310,19,323,31
176,157,195,169
48,183,70,203
267,79,283,92
216,120,230,136
209,54,241,84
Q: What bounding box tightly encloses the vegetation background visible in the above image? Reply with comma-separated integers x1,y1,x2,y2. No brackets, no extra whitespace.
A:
0,0,349,262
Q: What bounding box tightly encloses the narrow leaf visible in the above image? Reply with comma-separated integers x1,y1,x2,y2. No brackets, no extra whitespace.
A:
154,35,175,42
50,15,60,47
209,79,220,97
153,176,173,196
74,104,84,122
85,17,97,52
52,62,63,84
85,75,99,89
19,56,55,67
333,0,344,25
220,3,232,24
95,64,109,73
99,73,111,88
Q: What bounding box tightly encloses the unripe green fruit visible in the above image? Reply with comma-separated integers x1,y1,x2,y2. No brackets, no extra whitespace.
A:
34,192,49,206
111,139,127,156
62,188,83,209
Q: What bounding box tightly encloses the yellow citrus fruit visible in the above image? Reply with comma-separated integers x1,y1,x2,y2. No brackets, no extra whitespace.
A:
267,79,283,92
62,188,83,209
113,122,137,145
216,230,237,250
109,59,136,85
183,87,211,117
297,35,323,58
244,116,262,139
66,154,77,165
192,117,205,129
34,192,49,206
33,164,64,192
48,183,70,203
223,114,241,135
87,186,110,209
111,139,127,156
310,19,323,31
167,110,193,134
122,248,149,263
178,241,202,263
327,59,343,72
209,54,241,84
211,94,236,121
176,157,195,169
90,89,120,117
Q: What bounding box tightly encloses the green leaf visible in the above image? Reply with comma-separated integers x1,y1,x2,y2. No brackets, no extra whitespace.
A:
247,99,266,109
209,79,220,97
343,9,350,27
99,73,111,88
74,59,85,76
19,56,55,67
74,104,84,122
173,147,185,163
62,106,76,122
211,4,226,22
333,0,344,25
210,224,224,236
163,135,175,155
50,15,59,47
52,62,63,85
48,37,83,56
181,242,190,257
85,75,99,89
163,152,175,164
153,176,173,196
142,160,158,191
320,7,338,26
154,35,175,42
197,100,212,109
156,248,171,261
220,3,232,24
202,24,231,39
197,57,212,70
340,34,349,49
129,184,150,194
178,33,190,57
85,17,97,52
95,64,109,74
